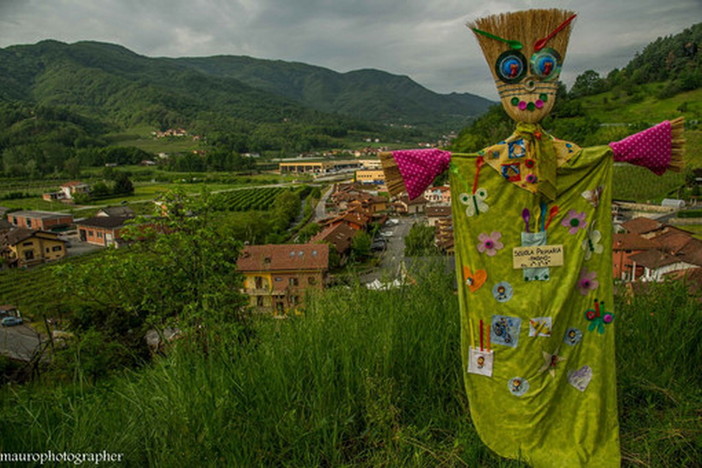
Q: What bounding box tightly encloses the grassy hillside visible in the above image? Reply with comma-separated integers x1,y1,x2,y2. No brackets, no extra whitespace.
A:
1,265,699,466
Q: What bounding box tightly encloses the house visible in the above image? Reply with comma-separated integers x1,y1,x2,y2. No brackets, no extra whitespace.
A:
393,195,427,215
615,217,702,282
237,243,329,314
60,181,91,200
423,186,451,205
7,211,73,231
426,206,452,227
612,233,658,280
435,217,455,253
0,228,66,268
311,222,357,255
96,206,136,218
75,216,134,247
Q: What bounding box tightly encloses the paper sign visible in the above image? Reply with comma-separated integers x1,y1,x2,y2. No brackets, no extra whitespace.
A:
512,244,564,269
467,347,494,377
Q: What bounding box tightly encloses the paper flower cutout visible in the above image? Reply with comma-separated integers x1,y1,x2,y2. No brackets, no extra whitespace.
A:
577,268,599,295
463,266,487,293
477,231,504,256
582,229,604,260
561,210,587,234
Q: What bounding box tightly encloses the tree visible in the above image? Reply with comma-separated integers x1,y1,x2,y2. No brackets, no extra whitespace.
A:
569,70,606,98
113,172,134,195
54,189,250,373
63,157,81,178
404,223,439,257
351,231,372,260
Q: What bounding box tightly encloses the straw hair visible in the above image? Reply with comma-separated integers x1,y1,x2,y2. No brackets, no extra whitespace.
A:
468,9,576,80
379,151,407,197
668,117,685,172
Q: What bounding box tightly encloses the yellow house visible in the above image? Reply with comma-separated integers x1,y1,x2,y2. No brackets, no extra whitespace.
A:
237,244,329,314
0,228,67,268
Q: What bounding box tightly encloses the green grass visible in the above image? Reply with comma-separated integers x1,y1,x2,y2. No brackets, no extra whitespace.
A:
0,265,699,466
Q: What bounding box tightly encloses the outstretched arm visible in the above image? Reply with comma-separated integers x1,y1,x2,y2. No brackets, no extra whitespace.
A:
608,117,684,175
379,149,452,199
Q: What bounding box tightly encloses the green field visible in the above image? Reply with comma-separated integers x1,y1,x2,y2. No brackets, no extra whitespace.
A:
0,266,699,466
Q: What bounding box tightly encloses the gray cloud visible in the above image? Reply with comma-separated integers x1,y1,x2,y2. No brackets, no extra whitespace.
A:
0,0,700,99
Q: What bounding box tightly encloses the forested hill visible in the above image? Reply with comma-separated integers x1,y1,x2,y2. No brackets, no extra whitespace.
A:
172,55,493,126
0,40,335,128
0,40,491,129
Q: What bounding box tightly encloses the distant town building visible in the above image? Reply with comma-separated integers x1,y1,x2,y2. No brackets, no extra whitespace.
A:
76,216,134,247
0,228,66,268
237,243,329,315
279,160,364,175
7,211,73,231
355,169,386,190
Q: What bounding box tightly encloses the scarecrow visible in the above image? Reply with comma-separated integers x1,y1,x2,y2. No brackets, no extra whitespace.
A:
379,9,683,467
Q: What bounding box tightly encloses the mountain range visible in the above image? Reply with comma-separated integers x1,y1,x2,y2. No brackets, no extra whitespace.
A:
0,40,492,129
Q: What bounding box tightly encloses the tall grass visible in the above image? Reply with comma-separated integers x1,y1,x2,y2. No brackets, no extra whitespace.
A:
1,264,700,467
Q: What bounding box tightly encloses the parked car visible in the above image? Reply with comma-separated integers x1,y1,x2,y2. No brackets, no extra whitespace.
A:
1,316,23,327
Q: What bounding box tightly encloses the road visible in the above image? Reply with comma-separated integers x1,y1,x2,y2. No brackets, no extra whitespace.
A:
0,325,43,362
360,215,416,283
315,185,334,220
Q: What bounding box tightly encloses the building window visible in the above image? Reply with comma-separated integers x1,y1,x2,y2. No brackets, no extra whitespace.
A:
289,277,299,286
52,246,62,252
23,242,33,247
290,296,299,305
23,250,34,260
255,276,264,289
12,217,17,225
257,296,264,307
308,277,317,285
26,219,32,228
88,231,94,237
275,277,282,282
97,232,103,238
46,248,50,253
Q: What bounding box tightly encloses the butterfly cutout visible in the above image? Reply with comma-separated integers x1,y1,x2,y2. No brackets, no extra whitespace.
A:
459,188,489,217
582,229,604,260
463,266,487,293
582,186,604,207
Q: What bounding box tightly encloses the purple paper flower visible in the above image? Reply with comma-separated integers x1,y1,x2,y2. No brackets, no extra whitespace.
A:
477,232,504,256
561,210,587,234
577,268,599,295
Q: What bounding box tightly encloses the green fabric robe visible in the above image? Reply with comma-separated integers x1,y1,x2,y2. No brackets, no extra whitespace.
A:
449,142,619,467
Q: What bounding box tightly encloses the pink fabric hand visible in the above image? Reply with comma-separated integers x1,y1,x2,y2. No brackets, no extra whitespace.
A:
609,121,672,175
393,149,452,199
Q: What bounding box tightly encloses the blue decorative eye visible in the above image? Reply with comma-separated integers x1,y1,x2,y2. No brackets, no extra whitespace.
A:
495,51,526,83
530,48,561,80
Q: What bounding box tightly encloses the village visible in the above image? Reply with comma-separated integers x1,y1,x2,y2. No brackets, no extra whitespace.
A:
1,162,701,352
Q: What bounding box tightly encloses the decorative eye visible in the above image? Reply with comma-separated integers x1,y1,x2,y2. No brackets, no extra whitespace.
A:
459,193,471,205
530,48,561,80
495,50,526,83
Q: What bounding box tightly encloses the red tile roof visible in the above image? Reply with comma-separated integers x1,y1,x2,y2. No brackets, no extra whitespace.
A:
612,233,658,251
622,217,662,235
628,250,681,269
650,229,695,254
311,223,356,253
237,244,329,272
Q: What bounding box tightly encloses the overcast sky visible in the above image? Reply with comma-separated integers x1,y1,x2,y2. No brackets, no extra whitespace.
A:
0,0,700,99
